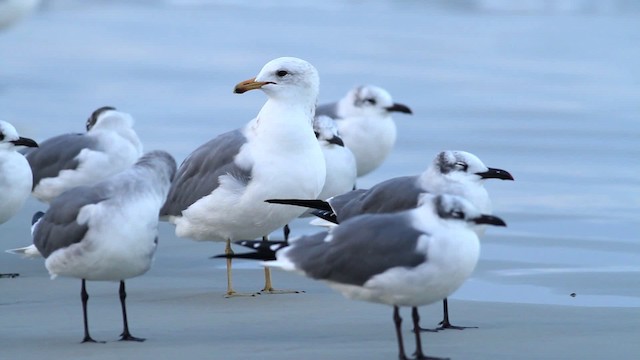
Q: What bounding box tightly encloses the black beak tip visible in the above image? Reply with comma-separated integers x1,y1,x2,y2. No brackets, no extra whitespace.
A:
12,137,39,148
387,103,413,114
328,136,345,147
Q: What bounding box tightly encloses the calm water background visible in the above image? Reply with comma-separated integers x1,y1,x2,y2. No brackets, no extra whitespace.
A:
1,0,638,307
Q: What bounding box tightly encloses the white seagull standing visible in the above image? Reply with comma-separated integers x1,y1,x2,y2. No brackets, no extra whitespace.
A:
261,194,506,360
0,120,38,225
0,0,40,30
280,115,357,242
0,120,38,277
24,106,143,203
267,150,514,329
313,115,357,202
30,151,176,343
160,57,326,297
316,85,412,177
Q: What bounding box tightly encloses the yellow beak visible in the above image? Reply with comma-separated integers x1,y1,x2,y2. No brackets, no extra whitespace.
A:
233,77,274,94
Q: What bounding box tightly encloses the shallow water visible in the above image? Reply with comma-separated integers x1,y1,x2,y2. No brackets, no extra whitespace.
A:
1,0,638,308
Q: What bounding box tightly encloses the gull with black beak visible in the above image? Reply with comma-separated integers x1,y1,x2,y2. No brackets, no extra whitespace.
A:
316,85,413,177
266,150,514,329
160,57,326,297
0,120,38,228
225,194,507,360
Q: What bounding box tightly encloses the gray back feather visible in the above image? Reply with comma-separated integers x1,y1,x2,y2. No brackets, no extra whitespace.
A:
315,102,340,119
160,129,250,217
331,176,422,223
288,213,427,286
33,186,108,258
26,133,100,189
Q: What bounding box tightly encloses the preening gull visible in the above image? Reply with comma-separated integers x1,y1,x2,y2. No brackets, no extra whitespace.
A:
316,85,412,177
160,57,326,296
29,150,176,343
24,106,143,203
267,150,514,329
225,194,507,360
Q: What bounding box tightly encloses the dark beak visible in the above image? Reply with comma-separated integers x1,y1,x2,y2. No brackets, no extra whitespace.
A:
476,167,514,181
327,135,345,147
11,137,38,148
472,214,507,227
385,103,413,114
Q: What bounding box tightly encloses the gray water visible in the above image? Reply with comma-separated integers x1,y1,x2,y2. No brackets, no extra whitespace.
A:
1,0,639,309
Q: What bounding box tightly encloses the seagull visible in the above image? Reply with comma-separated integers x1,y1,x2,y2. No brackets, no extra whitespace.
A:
316,85,412,177
313,115,357,202
0,0,40,30
281,115,357,242
29,150,176,343
0,120,38,278
266,150,514,329
24,106,143,203
225,194,507,360
0,120,38,224
160,57,326,297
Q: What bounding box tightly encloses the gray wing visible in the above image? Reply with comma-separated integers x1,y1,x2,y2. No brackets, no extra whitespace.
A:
315,102,340,119
25,133,100,189
331,176,422,223
33,186,108,258
287,212,427,286
160,129,250,217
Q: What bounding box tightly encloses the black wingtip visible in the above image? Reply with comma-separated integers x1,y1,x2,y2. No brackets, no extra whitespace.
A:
265,198,333,212
32,211,45,226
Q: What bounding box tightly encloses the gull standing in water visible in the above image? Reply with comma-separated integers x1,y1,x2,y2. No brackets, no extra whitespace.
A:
160,57,326,296
29,151,176,343
316,85,412,177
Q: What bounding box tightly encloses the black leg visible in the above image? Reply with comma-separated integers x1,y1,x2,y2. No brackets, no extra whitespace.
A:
119,281,145,342
81,280,102,343
393,306,409,360
437,298,478,331
283,224,291,244
412,307,450,360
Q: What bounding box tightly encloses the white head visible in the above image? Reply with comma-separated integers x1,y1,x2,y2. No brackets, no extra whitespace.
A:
422,150,513,188
313,115,344,147
0,120,38,151
338,85,412,118
85,106,134,132
417,193,506,228
234,57,320,107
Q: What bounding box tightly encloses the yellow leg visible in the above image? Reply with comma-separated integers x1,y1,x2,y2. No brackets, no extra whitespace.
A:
258,236,304,295
224,239,255,298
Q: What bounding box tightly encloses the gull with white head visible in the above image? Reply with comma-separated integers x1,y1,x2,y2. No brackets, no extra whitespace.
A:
316,85,412,177
160,57,326,296
266,150,513,329
223,194,507,359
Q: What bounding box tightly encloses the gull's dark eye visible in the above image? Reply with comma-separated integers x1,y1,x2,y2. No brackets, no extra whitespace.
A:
276,70,288,77
314,131,320,138
365,98,377,105
454,162,468,171
451,210,465,219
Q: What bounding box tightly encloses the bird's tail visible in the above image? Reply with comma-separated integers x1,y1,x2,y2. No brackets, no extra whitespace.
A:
5,245,42,258
211,240,289,261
